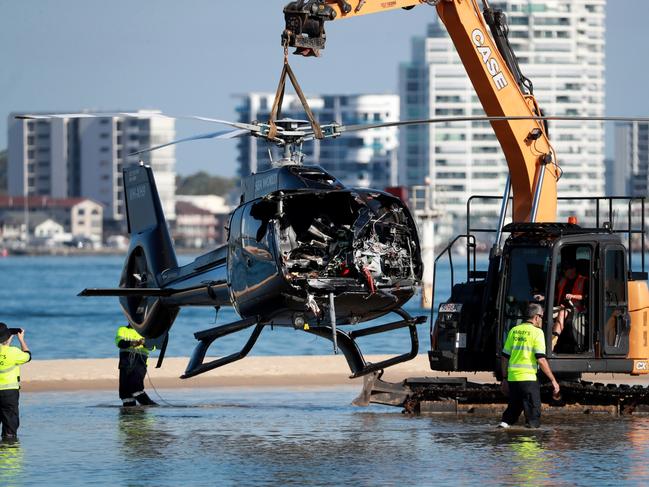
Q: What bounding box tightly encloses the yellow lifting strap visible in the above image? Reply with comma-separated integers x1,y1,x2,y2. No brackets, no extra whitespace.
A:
268,42,324,141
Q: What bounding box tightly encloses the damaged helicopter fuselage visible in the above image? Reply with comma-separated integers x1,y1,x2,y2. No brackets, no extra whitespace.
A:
230,185,423,326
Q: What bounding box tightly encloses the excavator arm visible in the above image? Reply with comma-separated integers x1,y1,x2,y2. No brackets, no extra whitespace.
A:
282,0,559,222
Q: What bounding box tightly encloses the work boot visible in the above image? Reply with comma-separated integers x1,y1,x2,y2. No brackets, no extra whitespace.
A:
134,392,158,406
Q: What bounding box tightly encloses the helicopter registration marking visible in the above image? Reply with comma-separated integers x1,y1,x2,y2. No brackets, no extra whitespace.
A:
254,173,278,197
439,303,463,313
128,184,148,201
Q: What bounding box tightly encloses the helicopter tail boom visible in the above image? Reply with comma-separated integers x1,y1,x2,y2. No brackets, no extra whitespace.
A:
117,165,181,338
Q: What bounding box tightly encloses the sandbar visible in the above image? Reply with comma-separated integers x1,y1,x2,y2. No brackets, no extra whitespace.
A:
19,354,649,392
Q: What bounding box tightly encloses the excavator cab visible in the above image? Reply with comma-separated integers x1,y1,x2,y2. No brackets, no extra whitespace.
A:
430,196,648,381
498,230,630,370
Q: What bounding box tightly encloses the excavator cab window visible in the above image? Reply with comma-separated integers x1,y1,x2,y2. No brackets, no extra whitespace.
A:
501,246,551,343
602,247,629,355
552,246,592,355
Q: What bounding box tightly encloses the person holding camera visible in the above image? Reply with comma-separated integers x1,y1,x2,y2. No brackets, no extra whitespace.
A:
0,323,31,440
115,324,157,407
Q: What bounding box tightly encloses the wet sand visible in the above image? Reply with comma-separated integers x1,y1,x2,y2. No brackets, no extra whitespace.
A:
20,354,649,392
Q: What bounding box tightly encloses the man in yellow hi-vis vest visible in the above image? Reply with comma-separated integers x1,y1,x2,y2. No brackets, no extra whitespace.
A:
115,324,156,407
499,303,560,428
0,322,31,439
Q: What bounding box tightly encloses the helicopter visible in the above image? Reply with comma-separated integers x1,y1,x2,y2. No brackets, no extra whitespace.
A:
55,113,427,380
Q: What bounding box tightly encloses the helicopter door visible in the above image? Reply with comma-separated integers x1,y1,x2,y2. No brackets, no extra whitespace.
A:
227,206,245,307
229,201,282,317
601,246,629,356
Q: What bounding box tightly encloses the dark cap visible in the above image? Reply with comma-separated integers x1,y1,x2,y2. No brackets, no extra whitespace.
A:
0,323,20,342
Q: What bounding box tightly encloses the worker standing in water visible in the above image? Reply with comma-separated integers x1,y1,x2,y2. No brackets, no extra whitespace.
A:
115,324,157,407
0,323,31,440
499,303,560,428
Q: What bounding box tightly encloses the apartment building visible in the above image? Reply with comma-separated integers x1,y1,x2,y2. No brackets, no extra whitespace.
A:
7,110,176,230
400,0,606,238
615,121,649,197
236,93,399,189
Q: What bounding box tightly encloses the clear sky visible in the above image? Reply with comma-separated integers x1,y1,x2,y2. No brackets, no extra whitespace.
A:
1,0,648,177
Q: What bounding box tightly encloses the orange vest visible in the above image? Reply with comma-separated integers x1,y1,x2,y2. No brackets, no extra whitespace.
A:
557,274,587,311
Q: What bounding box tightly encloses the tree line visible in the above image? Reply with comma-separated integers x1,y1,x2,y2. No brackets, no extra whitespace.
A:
0,153,236,198
176,171,238,196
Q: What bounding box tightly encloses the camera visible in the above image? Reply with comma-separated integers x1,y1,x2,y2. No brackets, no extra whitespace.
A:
8,328,21,335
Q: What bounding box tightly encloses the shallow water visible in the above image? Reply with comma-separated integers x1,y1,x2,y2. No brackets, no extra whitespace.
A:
3,387,649,486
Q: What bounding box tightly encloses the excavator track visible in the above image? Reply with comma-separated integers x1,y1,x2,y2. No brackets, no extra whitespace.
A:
359,375,649,415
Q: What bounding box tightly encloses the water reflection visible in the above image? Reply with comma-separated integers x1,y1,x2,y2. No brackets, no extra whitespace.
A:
0,439,23,487
625,418,649,483
13,389,649,486
504,434,552,486
118,408,175,460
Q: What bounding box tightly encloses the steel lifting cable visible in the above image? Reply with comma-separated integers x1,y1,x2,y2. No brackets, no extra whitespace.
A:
268,39,324,141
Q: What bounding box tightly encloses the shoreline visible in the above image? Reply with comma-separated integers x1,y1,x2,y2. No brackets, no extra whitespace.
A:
21,355,435,392
20,354,649,393
2,247,210,257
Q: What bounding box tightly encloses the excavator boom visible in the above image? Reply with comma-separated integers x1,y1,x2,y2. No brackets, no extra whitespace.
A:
283,0,559,222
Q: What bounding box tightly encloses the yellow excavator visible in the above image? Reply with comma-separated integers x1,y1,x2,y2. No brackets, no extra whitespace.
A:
282,0,649,413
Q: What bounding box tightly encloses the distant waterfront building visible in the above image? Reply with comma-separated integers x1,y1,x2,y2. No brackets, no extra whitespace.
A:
0,196,103,241
236,93,399,189
615,121,649,197
0,212,65,242
175,195,232,246
0,150,6,195
400,0,606,237
7,110,176,231
173,201,219,248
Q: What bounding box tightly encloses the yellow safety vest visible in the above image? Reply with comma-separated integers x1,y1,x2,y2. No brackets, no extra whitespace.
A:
502,322,546,382
115,326,152,356
0,345,31,390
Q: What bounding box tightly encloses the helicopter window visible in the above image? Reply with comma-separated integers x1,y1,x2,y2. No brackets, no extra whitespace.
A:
240,203,274,262
502,247,551,338
227,207,243,242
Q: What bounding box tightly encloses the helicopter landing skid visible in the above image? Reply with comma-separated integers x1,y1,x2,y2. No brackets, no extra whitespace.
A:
180,309,425,380
304,308,426,378
181,316,263,379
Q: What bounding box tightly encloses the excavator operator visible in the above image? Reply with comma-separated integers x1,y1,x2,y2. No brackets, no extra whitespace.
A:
552,260,588,351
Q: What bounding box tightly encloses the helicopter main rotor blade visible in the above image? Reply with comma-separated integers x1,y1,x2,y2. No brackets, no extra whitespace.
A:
129,128,249,156
15,112,258,132
15,111,175,120
187,116,265,133
339,115,649,134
